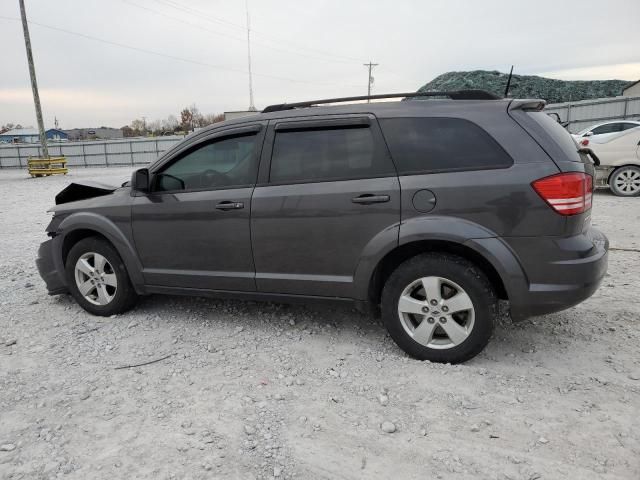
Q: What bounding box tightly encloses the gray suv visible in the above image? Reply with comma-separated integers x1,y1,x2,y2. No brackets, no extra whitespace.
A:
36,91,609,363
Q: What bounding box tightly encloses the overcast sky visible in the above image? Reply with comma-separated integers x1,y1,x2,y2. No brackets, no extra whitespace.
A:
1,0,638,129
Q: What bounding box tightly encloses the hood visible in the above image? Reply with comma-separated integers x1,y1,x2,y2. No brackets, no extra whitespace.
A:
55,180,120,205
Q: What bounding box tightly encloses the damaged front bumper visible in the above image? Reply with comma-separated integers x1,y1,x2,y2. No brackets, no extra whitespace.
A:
36,238,67,295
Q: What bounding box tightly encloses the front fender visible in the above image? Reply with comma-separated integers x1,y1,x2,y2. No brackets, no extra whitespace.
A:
53,212,145,292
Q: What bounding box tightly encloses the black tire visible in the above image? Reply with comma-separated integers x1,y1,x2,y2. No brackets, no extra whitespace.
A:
65,236,138,316
609,166,640,197
381,253,497,364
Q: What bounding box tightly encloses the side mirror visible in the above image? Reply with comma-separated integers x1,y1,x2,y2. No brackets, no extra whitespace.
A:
584,131,594,137
131,168,150,193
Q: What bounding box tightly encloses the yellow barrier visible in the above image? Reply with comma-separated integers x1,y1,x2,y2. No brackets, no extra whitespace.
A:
27,156,68,177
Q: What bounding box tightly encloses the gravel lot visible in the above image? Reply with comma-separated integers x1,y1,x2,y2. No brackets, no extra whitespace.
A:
1,167,639,480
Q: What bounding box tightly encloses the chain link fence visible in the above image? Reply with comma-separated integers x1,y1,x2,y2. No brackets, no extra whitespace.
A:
0,136,184,169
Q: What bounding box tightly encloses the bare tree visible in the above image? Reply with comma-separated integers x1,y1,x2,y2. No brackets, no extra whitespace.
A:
130,118,145,136
146,119,162,135
180,108,194,132
162,115,179,132
200,113,224,126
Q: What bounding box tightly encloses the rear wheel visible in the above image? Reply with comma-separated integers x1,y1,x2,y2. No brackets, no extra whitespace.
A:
381,253,497,363
609,166,640,197
65,237,138,316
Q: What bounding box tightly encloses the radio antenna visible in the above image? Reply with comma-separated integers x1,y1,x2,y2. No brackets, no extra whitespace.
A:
504,65,514,98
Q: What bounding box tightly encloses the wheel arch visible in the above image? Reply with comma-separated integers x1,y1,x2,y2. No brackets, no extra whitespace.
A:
607,163,640,183
54,212,145,292
62,229,110,265
367,239,510,306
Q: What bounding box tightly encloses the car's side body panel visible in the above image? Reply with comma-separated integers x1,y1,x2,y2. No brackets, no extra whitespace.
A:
250,114,401,298
252,177,401,298
589,129,640,167
131,187,257,291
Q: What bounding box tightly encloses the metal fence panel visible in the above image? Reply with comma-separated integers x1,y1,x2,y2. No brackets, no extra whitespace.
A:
0,135,185,169
545,95,640,133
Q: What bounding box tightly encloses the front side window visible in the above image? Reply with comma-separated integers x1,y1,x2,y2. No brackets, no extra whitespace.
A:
154,133,258,191
269,125,394,183
380,117,513,175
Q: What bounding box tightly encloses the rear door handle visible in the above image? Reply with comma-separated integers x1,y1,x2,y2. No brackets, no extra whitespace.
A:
215,201,244,210
351,194,390,205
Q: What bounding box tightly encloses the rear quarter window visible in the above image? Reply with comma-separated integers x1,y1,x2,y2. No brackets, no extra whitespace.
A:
379,117,513,175
526,112,582,162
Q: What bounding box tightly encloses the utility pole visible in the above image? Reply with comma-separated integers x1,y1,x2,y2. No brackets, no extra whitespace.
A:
245,0,256,111
19,0,49,159
363,62,378,102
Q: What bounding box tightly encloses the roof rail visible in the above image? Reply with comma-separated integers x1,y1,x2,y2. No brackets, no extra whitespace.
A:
262,90,500,113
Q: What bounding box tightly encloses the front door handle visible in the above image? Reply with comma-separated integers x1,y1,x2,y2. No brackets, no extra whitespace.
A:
351,194,390,205
215,201,244,210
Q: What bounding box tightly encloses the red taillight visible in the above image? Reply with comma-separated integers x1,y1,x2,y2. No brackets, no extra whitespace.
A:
580,138,589,146
532,172,593,216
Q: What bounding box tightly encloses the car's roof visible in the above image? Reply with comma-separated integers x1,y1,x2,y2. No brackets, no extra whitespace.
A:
210,98,514,130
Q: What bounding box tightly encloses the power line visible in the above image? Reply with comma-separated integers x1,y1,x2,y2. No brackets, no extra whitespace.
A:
0,15,363,89
149,0,365,64
122,0,357,66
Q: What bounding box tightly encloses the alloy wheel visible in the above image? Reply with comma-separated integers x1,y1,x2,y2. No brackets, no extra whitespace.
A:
397,276,475,349
74,252,117,306
613,168,640,195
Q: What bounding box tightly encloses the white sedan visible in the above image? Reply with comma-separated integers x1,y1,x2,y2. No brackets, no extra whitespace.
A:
584,126,640,196
573,120,640,146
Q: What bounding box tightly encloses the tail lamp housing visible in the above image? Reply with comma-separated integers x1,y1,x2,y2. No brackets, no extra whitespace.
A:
532,172,593,216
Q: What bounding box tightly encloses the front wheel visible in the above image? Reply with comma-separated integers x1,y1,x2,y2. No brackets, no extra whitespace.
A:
65,237,138,316
381,253,497,363
609,166,640,197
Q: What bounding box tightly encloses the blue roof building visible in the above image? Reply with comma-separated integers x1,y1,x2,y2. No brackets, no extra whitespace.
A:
0,128,68,143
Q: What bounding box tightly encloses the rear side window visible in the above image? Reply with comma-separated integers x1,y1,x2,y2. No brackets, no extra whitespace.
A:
621,123,640,131
269,125,394,183
379,118,513,175
592,123,623,135
525,112,582,162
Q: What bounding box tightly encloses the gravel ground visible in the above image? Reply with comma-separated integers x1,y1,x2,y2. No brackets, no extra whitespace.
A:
0,167,639,480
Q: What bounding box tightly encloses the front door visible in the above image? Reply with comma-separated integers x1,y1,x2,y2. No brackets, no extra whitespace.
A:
132,125,265,291
251,116,401,298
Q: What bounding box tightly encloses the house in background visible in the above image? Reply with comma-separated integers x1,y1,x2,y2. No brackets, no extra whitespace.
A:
63,127,124,141
0,128,68,143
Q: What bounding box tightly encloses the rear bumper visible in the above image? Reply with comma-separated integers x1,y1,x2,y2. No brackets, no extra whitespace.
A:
36,238,67,295
506,227,609,320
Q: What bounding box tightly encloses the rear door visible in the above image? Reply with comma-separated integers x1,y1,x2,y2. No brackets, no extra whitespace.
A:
250,115,400,298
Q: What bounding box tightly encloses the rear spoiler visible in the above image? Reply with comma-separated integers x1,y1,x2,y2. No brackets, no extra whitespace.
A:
508,99,546,111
